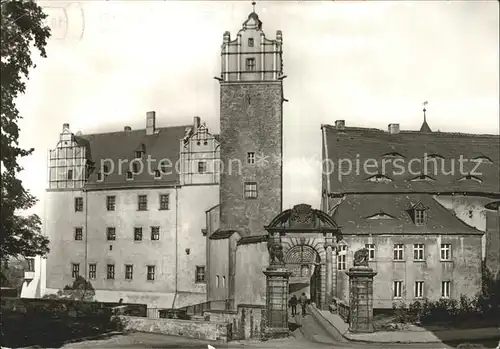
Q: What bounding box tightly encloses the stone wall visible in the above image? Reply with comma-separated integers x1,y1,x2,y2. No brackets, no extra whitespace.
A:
234,242,269,306
204,304,266,341
116,315,231,342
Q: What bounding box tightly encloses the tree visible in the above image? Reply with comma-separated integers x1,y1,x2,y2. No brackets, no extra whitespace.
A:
1,1,51,266
43,275,95,302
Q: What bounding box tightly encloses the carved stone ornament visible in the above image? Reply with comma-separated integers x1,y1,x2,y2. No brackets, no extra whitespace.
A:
353,248,369,267
268,242,285,265
290,204,314,226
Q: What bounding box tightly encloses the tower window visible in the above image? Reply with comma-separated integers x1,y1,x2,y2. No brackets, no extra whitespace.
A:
247,152,255,165
244,182,257,199
246,58,256,71
198,161,207,173
195,266,205,283
248,38,254,47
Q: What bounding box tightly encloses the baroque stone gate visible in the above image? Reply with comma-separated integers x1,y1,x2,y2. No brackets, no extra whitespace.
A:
263,204,342,337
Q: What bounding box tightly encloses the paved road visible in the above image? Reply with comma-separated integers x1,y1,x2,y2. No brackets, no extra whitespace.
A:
62,313,500,349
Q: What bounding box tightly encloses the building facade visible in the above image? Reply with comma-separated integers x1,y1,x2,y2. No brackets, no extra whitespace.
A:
321,120,500,308
25,115,220,308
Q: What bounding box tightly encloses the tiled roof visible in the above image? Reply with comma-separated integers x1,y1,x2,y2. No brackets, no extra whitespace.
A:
79,126,190,190
323,125,500,195
333,193,483,235
209,229,235,240
237,235,268,245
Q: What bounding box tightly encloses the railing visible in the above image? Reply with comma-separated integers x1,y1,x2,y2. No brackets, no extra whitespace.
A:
332,297,350,323
146,299,234,320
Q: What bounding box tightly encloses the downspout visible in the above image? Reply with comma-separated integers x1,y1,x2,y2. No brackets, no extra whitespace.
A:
83,188,89,300
171,185,179,309
321,125,331,212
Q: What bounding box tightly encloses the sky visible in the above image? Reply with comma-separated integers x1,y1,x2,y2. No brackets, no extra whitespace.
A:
16,0,499,217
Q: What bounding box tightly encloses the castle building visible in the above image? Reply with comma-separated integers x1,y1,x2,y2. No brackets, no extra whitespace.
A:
22,116,221,309
321,119,500,307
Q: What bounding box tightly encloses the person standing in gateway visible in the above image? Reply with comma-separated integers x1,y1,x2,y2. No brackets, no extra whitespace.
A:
289,294,298,316
299,292,308,317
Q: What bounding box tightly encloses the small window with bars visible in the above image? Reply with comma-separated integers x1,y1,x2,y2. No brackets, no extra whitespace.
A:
89,264,96,279
246,58,256,71
134,227,143,241
244,182,257,199
107,264,115,279
195,266,205,283
138,195,148,211
159,194,170,210
74,197,83,212
106,227,116,241
71,263,80,278
74,227,83,241
151,227,160,241
125,265,133,280
147,265,155,281
247,152,255,165
106,196,116,211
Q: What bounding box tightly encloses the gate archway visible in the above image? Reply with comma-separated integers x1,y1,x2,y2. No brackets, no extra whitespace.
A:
265,203,342,310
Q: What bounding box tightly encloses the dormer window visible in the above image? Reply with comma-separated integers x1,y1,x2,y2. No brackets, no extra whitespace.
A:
382,152,405,159
154,170,161,178
426,153,445,160
248,38,254,47
126,171,133,180
458,174,482,183
409,174,436,182
366,174,393,183
410,202,428,226
103,164,109,173
472,156,493,164
365,212,396,220
415,209,426,226
159,162,169,174
135,151,142,159
97,173,103,181
132,163,139,174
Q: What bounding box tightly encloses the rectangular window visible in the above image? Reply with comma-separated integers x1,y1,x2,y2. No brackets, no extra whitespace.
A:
26,258,35,272
365,244,375,260
393,281,403,298
74,197,83,212
74,227,83,241
247,152,255,165
107,264,115,280
71,263,80,278
393,244,404,261
106,227,116,241
244,182,257,199
337,245,347,271
195,266,205,283
126,171,133,180
134,227,143,241
414,281,424,298
67,169,73,180
415,209,426,225
440,244,451,261
441,281,451,298
413,244,425,261
138,195,148,211
151,227,160,241
147,265,155,281
159,194,170,210
106,196,116,211
248,38,254,47
125,265,133,280
246,58,256,71
216,275,220,287
198,161,207,173
89,264,96,280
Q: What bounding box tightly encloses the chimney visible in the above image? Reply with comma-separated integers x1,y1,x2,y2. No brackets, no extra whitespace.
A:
193,116,201,131
335,120,345,130
124,126,131,132
146,111,156,135
388,123,400,134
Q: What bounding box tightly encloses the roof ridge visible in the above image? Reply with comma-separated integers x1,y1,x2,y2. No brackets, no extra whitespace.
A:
77,125,192,137
322,124,499,138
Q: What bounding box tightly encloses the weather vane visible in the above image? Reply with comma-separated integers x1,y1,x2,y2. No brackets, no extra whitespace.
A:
252,1,256,12
423,101,428,120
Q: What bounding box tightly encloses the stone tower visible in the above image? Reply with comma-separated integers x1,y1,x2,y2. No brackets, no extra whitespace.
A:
218,7,285,237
